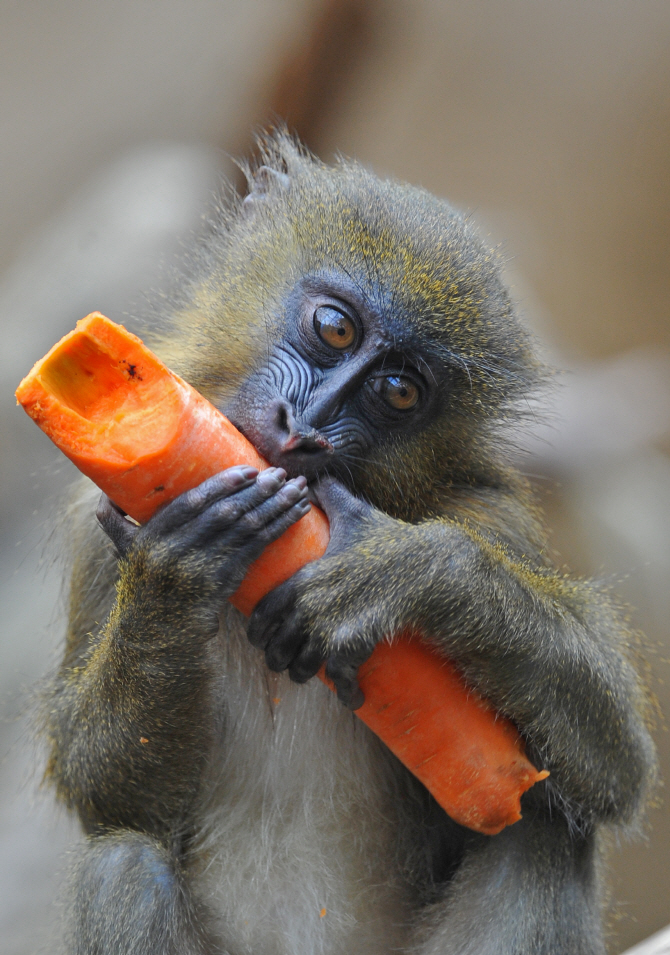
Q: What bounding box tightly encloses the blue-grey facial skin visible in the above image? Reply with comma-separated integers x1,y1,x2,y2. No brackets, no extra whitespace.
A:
47,135,655,955
224,273,441,487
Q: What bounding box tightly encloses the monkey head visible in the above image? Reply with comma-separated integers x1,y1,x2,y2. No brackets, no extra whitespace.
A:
164,135,540,520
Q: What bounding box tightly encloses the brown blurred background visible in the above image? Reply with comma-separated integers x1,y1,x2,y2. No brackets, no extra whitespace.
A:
1,2,669,952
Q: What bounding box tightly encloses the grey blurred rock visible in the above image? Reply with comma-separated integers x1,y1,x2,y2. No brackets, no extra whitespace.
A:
1,142,223,383
0,541,80,955
573,450,670,637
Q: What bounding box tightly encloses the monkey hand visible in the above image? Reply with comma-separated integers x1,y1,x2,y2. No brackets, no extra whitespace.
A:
95,466,311,631
247,477,411,709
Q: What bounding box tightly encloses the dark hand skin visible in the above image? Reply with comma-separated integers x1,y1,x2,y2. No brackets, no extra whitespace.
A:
97,465,311,602
248,477,376,710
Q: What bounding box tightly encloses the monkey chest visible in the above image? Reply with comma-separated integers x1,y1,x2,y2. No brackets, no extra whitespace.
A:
189,620,416,954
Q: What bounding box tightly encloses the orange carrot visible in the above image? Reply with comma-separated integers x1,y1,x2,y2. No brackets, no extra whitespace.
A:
14,313,328,614
16,313,548,835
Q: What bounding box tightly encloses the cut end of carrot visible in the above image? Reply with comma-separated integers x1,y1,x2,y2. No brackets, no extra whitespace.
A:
16,313,184,470
318,636,550,835
17,311,327,533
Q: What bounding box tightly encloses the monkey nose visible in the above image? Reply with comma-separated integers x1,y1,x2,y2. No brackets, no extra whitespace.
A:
272,400,334,455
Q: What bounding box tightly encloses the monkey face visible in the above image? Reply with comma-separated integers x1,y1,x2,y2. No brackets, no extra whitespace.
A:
223,271,440,487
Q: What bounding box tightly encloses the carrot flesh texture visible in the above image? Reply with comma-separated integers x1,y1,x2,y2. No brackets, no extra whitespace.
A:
16,313,548,834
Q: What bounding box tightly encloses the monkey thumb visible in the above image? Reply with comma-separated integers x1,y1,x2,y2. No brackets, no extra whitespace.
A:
313,477,373,537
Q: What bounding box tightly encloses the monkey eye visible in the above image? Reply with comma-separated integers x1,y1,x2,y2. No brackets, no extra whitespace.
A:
371,375,419,410
313,306,356,350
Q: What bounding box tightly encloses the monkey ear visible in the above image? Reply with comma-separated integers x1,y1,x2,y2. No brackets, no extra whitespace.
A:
242,166,290,211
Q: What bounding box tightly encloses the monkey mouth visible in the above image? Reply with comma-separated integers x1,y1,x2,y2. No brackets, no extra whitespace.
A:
229,415,336,482
270,430,335,483
270,443,336,481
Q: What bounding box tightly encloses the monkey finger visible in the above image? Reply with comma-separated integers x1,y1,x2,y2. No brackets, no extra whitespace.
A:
264,612,309,673
96,494,139,557
200,476,308,550
169,471,303,551
313,478,374,552
288,642,326,684
144,465,262,538
211,500,311,582
225,498,312,587
206,504,310,600
247,580,298,650
325,645,374,710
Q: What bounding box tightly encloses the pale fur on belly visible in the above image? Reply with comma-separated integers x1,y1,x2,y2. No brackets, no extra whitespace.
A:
189,606,417,955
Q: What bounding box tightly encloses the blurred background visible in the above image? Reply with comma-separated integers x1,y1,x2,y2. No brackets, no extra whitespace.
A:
1,1,669,952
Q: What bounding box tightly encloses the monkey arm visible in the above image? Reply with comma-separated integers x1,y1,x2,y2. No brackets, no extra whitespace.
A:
45,467,311,836
249,481,656,827
45,546,223,835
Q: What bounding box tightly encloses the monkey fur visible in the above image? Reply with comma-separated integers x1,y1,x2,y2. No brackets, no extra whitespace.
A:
43,134,656,955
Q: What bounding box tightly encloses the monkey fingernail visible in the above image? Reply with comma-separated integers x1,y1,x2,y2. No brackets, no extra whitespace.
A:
227,466,258,487
259,467,286,487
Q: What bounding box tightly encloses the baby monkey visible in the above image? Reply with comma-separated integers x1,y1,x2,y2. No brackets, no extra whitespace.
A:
45,134,655,955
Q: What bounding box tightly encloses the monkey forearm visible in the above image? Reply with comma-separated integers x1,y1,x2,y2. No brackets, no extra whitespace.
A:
47,561,220,834
47,466,310,834
296,514,654,821
423,526,654,820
